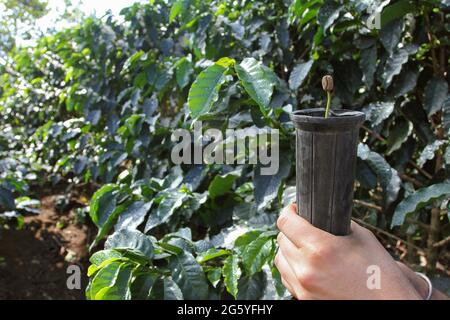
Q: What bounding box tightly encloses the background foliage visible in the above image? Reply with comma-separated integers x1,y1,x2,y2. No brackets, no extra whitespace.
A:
1,0,449,299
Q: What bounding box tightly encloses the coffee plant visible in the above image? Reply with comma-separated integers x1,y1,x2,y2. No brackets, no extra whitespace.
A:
0,0,449,299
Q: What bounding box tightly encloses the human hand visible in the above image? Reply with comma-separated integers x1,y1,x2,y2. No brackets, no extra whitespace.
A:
396,261,450,300
275,204,422,300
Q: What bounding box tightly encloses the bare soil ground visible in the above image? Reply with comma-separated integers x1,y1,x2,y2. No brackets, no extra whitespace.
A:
0,195,93,300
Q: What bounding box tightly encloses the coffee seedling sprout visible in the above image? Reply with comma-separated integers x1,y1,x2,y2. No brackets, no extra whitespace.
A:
322,75,334,118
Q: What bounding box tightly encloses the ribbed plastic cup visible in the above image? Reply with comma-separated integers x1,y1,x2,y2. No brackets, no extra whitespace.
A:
290,108,365,235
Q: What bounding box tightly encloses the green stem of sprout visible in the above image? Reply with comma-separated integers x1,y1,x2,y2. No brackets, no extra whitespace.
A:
325,91,331,118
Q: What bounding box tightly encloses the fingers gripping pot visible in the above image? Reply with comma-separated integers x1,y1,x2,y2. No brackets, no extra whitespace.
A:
290,109,365,235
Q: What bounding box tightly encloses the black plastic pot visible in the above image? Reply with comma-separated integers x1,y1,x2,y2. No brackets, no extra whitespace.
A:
290,108,365,236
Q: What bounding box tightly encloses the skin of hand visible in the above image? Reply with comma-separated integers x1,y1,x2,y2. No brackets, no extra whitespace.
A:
396,262,449,300
275,203,422,300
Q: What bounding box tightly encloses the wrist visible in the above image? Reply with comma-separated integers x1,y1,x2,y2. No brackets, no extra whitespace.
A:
396,261,431,299
414,272,433,300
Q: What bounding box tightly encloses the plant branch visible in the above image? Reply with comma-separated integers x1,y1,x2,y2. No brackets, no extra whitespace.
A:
426,206,441,273
399,173,424,188
353,218,425,253
433,235,450,248
353,199,382,212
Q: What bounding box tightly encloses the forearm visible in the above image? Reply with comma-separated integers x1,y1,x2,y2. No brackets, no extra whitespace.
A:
396,262,449,300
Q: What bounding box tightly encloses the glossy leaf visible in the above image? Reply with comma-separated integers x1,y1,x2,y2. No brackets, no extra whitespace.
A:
318,1,343,31
168,252,209,300
144,190,187,232
235,58,277,113
423,76,449,116
115,200,152,231
362,102,394,126
417,140,446,167
386,119,413,155
254,157,291,210
241,235,273,275
188,63,229,118
206,267,222,288
360,45,377,89
196,248,230,264
222,254,241,298
237,272,267,300
105,229,154,260
392,182,450,227
382,45,417,88
358,143,401,206
380,19,403,53
288,60,313,91
208,171,240,199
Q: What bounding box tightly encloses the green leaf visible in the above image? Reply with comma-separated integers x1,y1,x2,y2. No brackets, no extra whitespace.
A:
129,270,159,299
208,171,240,198
237,272,267,300
235,57,277,113
391,64,419,98
157,241,183,255
358,143,401,206
317,1,344,31
362,102,394,126
241,235,273,275
144,190,187,232
380,0,416,28
90,202,128,251
392,182,450,227
380,19,403,53
88,261,122,300
122,50,146,71
423,76,449,116
360,45,377,89
116,201,152,231
401,101,435,143
175,57,194,89
386,119,413,155
169,0,188,23
206,267,222,288
196,248,230,263
418,140,446,167
105,229,154,260
125,114,143,136
89,249,124,267
382,45,418,88
89,184,119,227
150,277,184,300
95,263,134,300
215,57,236,68
271,266,286,297
168,252,209,300
334,60,363,105
222,254,241,298
288,60,313,91
234,230,263,252
188,63,229,118
162,277,184,300
88,184,130,250
254,156,291,210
